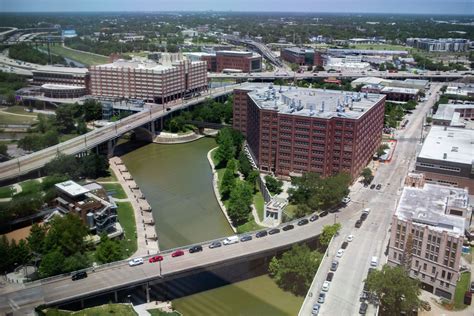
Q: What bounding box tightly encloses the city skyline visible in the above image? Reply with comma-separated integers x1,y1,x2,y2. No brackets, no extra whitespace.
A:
1,0,473,15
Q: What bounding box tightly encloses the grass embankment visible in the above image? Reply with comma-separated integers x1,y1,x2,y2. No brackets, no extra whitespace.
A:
0,108,37,125
453,271,471,310
96,168,118,182
0,185,15,198
101,182,127,199
47,45,108,66
352,44,410,51
43,304,137,316
147,309,181,316
20,179,40,194
116,201,137,257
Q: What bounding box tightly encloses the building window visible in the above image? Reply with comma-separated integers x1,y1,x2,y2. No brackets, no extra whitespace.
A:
423,263,427,271
432,267,436,274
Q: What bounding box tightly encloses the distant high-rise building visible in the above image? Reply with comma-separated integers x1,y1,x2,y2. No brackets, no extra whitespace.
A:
406,38,469,52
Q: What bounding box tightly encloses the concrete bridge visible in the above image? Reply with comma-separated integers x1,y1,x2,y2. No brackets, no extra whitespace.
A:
0,85,238,184
0,211,338,315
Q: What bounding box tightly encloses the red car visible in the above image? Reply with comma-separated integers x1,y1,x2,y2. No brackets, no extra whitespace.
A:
171,250,184,258
148,255,163,263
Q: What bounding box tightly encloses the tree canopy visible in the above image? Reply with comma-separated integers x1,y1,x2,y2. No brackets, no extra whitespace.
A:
320,223,342,246
269,244,323,296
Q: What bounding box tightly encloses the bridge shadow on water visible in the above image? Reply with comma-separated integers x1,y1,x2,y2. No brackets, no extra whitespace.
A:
55,239,321,315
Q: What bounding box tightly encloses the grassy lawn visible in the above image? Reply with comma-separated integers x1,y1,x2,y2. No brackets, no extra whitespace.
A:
352,44,411,51
102,182,127,199
147,309,181,316
43,304,137,316
96,168,118,182
453,271,471,310
253,190,265,222
0,185,14,198
3,106,36,115
284,203,298,219
20,179,40,195
47,45,108,66
116,202,137,257
0,111,37,125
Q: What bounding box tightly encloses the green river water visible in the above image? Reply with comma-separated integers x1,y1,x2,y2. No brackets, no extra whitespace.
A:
121,138,303,315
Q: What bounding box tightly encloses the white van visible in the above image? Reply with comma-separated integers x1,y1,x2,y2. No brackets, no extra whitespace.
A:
223,236,239,245
370,256,378,267
362,208,371,215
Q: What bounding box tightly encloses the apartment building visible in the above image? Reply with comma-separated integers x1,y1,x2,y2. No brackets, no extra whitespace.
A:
280,47,324,67
233,84,385,179
416,126,474,192
406,38,470,52
89,57,207,103
388,177,470,300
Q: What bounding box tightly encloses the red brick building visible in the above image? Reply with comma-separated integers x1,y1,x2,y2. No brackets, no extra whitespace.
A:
215,51,262,73
280,47,324,67
233,84,385,179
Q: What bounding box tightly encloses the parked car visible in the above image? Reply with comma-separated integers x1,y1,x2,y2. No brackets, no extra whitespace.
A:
189,245,203,253
309,214,319,222
171,250,185,257
223,236,239,245
268,228,280,235
336,249,344,257
319,211,329,217
282,224,294,231
470,281,474,293
209,241,222,249
359,302,368,314
355,220,362,228
240,235,252,242
342,197,351,204
330,260,339,272
326,272,334,282
360,213,368,221
149,255,163,263
322,281,330,292
341,241,349,249
312,303,320,315
370,256,378,267
318,292,326,304
128,258,144,266
297,218,309,226
256,230,268,238
71,271,87,281
347,235,354,242
370,184,376,190
376,184,382,190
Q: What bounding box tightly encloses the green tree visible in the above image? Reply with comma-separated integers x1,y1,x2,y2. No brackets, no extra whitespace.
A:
214,132,235,167
227,182,253,226
269,244,323,296
80,153,109,179
27,223,47,255
0,143,8,158
0,235,12,273
95,235,123,263
55,105,76,133
361,168,374,185
220,167,236,200
6,92,16,105
238,151,252,178
264,175,283,195
320,223,342,246
377,144,390,158
38,249,66,278
295,204,312,218
83,99,103,122
246,170,260,193
365,265,421,315
44,213,88,257
63,252,89,273
45,154,81,179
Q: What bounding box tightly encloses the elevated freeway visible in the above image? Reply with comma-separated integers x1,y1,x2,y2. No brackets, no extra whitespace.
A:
222,35,283,67
0,85,237,183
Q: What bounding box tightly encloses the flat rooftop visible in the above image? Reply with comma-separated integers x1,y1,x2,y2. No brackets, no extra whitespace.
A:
381,86,419,95
216,50,260,57
41,84,86,90
93,59,175,71
55,180,89,197
396,183,469,236
33,66,88,75
246,84,385,120
418,126,474,165
283,47,314,54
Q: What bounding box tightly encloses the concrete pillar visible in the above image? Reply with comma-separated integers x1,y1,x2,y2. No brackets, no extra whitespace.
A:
114,291,118,303
80,299,84,309
107,139,115,158
150,121,156,135
145,282,150,303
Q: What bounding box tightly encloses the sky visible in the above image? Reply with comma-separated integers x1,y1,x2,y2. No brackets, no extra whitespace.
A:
1,0,473,15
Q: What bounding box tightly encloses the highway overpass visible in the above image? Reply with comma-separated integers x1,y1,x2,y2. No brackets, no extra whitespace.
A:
222,35,283,67
0,210,340,314
0,85,237,183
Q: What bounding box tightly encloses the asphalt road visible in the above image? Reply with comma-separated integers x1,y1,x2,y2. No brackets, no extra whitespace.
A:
299,82,442,316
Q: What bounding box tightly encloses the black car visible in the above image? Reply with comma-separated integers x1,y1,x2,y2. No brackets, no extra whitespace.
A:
209,241,222,249
330,260,339,272
189,245,203,253
319,211,329,217
326,272,334,282
359,302,368,314
360,213,368,221
310,214,319,222
370,184,376,189
297,218,309,226
376,184,382,190
256,230,268,238
71,271,87,281
282,224,294,231
166,107,171,111
355,220,362,228
268,228,280,235
240,235,252,242
341,241,349,249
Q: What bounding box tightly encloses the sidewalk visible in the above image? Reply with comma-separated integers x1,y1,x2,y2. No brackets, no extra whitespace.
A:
109,157,160,257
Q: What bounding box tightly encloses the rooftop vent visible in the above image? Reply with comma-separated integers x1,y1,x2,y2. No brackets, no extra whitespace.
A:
443,153,447,159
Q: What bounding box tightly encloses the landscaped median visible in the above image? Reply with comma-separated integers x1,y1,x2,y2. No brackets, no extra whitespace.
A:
116,201,137,257
452,271,471,310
